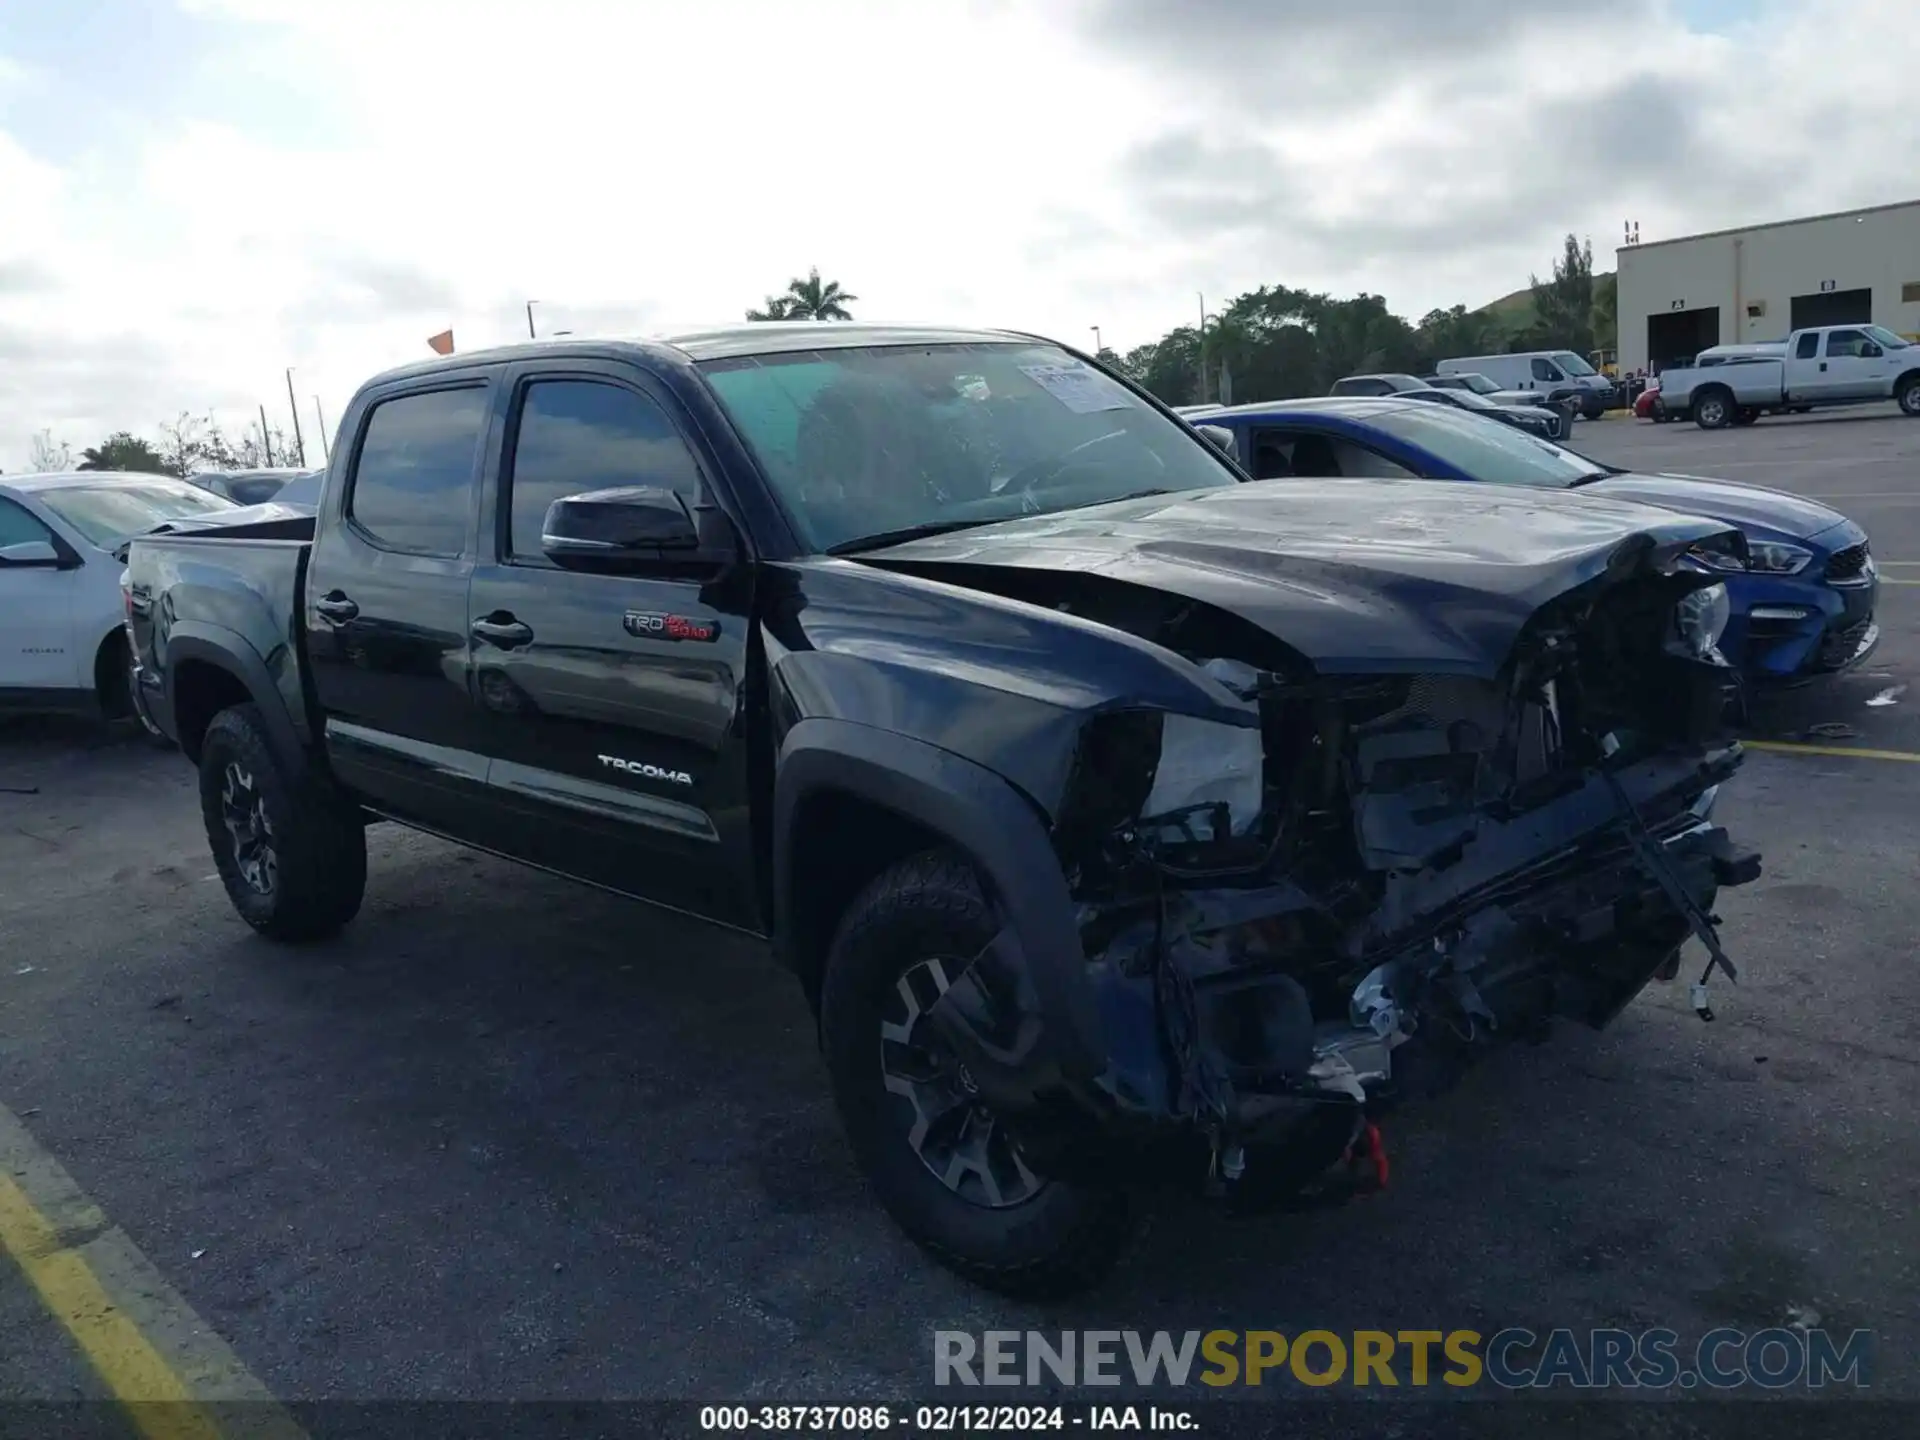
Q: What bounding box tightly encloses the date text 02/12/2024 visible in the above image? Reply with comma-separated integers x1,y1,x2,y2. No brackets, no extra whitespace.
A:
698,1406,1194,1432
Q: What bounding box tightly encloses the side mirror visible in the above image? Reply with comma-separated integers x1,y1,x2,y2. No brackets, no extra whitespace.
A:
541,486,734,576
0,540,62,568
1195,424,1236,455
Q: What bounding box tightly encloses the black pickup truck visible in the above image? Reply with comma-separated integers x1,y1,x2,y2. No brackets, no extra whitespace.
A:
126,324,1760,1296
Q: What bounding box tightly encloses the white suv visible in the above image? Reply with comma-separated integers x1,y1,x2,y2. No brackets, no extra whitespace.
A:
0,472,236,726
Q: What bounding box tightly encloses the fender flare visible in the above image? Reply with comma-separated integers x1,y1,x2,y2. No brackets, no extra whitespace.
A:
162,622,306,775
772,717,1106,1080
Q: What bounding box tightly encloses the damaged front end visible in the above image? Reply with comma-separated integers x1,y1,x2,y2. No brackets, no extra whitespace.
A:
923,544,1763,1210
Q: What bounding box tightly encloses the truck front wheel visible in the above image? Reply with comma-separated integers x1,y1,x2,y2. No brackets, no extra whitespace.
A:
198,704,366,942
1897,374,1920,417
818,850,1132,1298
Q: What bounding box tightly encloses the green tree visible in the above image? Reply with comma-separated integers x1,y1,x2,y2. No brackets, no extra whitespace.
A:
76,432,169,474
1522,233,1596,356
1411,305,1500,370
751,267,857,322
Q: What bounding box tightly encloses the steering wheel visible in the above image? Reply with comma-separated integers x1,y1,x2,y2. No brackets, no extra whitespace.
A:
1000,428,1131,498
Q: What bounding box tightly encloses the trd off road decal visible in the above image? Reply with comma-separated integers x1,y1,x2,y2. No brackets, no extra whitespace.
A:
623,610,718,643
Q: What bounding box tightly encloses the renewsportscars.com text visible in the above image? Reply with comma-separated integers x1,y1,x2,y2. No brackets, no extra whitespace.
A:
933,1328,1872,1391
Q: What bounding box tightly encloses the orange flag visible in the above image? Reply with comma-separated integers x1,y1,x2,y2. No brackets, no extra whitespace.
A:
427,329,455,356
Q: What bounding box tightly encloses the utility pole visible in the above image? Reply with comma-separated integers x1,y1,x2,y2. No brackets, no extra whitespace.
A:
285,369,308,466
313,397,329,461
526,301,538,339
259,404,274,467
1196,292,1208,404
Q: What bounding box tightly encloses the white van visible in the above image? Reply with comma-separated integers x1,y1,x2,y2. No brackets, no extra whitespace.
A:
1436,350,1617,418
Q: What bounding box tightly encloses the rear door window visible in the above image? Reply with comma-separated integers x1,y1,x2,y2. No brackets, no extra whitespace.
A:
347,386,491,556
1250,427,1417,480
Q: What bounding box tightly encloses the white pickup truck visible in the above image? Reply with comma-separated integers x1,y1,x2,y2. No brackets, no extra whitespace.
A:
1658,324,1920,429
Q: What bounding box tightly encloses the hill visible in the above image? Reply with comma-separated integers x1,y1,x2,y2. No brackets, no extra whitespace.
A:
1471,272,1618,350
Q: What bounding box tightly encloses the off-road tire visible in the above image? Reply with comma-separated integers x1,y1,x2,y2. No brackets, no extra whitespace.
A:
1897,374,1920,417
198,704,365,942
819,849,1133,1298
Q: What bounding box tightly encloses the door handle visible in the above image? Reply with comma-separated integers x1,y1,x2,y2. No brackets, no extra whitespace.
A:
315,593,359,623
471,614,534,649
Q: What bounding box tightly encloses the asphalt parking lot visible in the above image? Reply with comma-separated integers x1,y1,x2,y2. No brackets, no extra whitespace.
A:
3,409,1918,1436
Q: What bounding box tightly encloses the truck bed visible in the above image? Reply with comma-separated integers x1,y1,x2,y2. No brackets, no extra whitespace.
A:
124,531,316,748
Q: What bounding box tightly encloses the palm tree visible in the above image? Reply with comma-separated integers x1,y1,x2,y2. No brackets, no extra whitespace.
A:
768,268,858,322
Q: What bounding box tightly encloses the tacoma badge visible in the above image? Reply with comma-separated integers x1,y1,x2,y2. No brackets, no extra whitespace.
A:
598,755,694,785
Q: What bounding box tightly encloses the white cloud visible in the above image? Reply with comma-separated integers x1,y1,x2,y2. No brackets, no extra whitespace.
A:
4,0,1920,469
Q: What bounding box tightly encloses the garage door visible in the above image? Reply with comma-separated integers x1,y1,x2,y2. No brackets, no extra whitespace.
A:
1647,307,1721,370
1790,288,1872,329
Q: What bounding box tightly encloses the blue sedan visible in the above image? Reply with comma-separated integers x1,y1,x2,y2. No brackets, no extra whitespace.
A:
1190,397,1878,683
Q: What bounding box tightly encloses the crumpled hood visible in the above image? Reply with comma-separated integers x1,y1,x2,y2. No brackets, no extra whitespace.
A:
859,479,1737,678
1582,472,1846,541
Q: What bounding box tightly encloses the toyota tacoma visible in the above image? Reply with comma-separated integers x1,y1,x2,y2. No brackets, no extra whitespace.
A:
125,324,1761,1296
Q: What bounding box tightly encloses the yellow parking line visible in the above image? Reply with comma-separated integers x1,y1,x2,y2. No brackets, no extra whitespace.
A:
0,1102,306,1440
1747,740,1920,763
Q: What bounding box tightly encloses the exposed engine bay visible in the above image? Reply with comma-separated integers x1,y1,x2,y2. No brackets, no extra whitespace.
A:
914,549,1763,1208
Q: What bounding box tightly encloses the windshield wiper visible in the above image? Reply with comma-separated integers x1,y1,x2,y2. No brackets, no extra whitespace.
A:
825,517,1000,555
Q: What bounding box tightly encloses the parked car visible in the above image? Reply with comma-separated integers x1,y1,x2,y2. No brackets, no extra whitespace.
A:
0,472,238,727
1397,384,1569,441
1421,370,1554,410
128,325,1759,1296
1657,325,1920,429
1328,372,1430,397
188,467,313,506
1436,351,1617,418
1196,396,1877,684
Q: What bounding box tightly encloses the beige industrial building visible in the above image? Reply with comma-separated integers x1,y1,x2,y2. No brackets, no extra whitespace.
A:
1616,198,1920,373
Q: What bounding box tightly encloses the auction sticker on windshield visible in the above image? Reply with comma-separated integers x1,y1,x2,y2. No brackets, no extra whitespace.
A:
1020,361,1130,414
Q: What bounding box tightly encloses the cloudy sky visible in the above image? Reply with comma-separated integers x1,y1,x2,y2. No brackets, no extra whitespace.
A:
3,0,1916,470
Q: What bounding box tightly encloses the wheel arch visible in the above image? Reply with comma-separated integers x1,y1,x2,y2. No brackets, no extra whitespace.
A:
91,625,132,716
773,718,1104,1079
162,624,304,772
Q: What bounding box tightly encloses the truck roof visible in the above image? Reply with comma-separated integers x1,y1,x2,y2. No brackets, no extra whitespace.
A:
359,322,1041,390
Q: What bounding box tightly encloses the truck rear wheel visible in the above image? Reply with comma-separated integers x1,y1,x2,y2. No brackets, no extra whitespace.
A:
1693,390,1733,429
818,850,1132,1298
198,704,366,942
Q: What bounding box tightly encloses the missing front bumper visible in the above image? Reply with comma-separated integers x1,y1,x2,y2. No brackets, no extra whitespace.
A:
923,753,1760,1199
